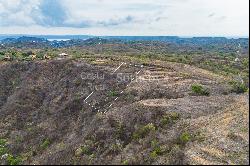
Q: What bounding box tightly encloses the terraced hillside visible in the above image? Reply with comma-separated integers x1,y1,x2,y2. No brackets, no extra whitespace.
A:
0,56,248,165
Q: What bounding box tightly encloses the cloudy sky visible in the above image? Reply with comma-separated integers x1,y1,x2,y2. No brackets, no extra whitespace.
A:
0,0,249,36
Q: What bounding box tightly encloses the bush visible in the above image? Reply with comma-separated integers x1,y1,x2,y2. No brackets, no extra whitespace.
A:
40,138,51,150
0,52,5,60
75,140,95,156
108,90,118,97
160,112,180,127
115,122,126,139
229,81,248,94
0,138,22,165
110,142,123,154
150,150,158,159
179,132,191,144
0,138,7,146
149,139,163,159
80,145,93,156
7,155,22,165
133,123,156,140
122,160,129,165
191,84,210,96
0,139,7,156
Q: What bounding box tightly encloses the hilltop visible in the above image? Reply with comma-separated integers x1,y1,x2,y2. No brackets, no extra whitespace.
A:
0,54,249,164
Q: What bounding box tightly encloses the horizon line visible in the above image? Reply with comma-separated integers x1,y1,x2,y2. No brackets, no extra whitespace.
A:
0,34,249,39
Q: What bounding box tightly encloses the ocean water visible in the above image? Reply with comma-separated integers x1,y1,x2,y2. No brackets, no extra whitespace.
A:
47,39,71,41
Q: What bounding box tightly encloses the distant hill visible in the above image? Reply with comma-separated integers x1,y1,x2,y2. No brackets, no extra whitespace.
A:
0,35,92,41
0,36,248,54
1,36,47,43
0,34,248,42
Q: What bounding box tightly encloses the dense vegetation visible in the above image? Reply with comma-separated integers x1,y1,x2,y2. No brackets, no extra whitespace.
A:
1,36,249,89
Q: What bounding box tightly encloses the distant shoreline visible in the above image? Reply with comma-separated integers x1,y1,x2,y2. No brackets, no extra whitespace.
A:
0,34,248,40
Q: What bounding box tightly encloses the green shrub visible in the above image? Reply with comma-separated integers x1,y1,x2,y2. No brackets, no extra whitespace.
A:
0,53,5,60
193,131,206,143
40,138,51,150
149,139,163,159
133,123,156,140
160,112,180,127
110,142,123,154
115,122,126,139
75,140,94,156
21,52,31,58
122,160,129,165
191,84,210,96
0,139,22,165
150,150,158,159
229,80,248,94
15,136,23,143
0,138,7,146
0,139,7,156
108,90,118,97
7,155,22,165
74,79,82,86
179,132,191,144
80,145,93,156
0,147,7,156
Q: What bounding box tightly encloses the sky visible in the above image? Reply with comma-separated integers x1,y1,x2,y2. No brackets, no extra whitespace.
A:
0,0,249,36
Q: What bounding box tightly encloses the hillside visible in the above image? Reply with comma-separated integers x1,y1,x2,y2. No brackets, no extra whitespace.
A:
0,56,248,165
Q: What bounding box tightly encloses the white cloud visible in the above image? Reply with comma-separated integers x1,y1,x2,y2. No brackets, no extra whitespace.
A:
0,0,249,36
0,0,41,26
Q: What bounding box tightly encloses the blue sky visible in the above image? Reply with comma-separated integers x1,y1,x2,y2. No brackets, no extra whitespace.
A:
0,0,249,36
